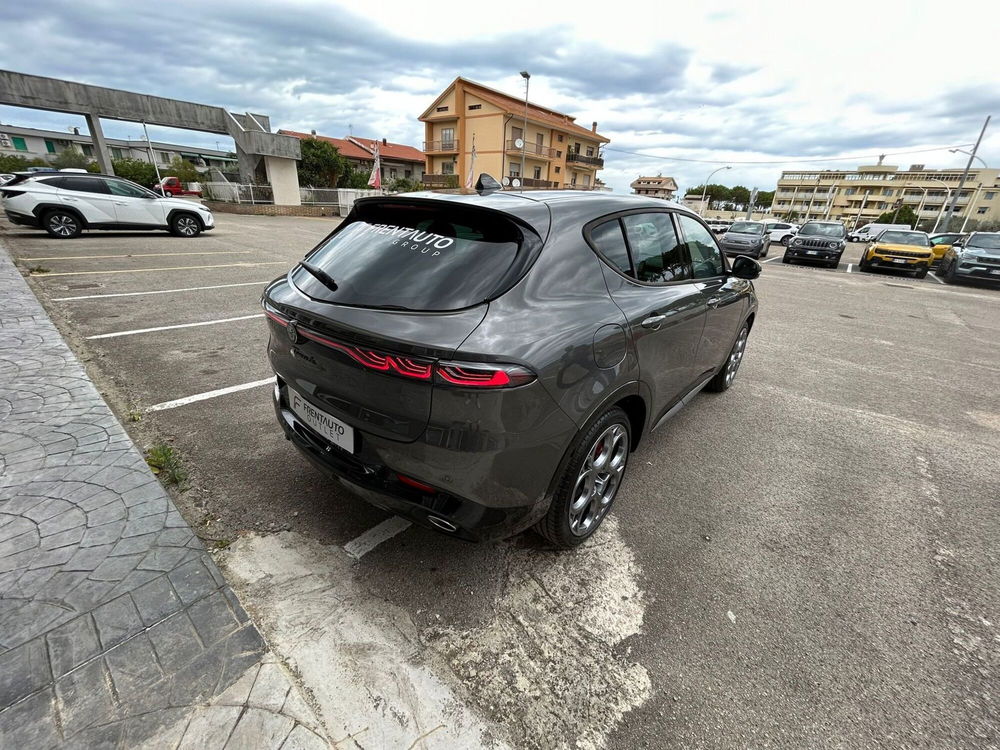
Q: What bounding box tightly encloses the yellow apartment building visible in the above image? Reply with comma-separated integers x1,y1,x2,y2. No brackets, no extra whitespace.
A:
418,77,609,190
773,163,1000,230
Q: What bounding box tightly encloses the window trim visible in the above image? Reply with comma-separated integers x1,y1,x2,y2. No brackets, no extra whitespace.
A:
584,208,704,287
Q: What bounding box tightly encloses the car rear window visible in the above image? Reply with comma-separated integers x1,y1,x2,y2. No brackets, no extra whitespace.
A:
294,201,531,311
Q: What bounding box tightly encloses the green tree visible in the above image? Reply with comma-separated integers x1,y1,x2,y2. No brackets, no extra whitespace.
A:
755,190,775,209
730,185,751,206
297,137,350,188
0,154,48,172
51,148,96,171
339,168,373,189
685,184,731,203
387,176,422,193
162,156,201,184
874,205,918,227
111,158,159,187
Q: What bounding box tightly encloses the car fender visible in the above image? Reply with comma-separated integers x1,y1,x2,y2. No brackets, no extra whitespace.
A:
165,207,204,228
32,202,88,227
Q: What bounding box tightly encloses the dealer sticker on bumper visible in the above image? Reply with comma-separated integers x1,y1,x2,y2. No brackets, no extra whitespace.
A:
289,388,354,453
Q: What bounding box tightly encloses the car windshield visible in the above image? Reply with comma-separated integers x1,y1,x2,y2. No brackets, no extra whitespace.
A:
729,222,763,234
799,223,845,238
968,234,1000,250
930,234,961,244
879,231,929,247
294,200,530,311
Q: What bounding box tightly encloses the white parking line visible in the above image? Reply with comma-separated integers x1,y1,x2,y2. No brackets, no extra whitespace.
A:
34,261,288,277
928,271,945,284
846,263,853,273
19,250,252,262
85,313,262,340
761,256,783,263
146,377,274,412
52,281,271,302
343,517,413,559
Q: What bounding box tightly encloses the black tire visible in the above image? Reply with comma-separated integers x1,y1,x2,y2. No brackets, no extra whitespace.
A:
536,406,631,548
759,245,768,259
169,212,202,237
942,259,957,284
781,235,792,246
43,209,82,239
706,323,749,393
857,257,868,272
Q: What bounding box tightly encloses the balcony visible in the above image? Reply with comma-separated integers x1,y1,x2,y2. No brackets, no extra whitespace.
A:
423,139,459,153
566,152,604,168
507,175,557,189
505,140,558,159
421,174,459,188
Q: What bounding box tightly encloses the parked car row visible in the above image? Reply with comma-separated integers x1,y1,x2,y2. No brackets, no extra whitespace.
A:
938,232,1000,285
0,171,214,238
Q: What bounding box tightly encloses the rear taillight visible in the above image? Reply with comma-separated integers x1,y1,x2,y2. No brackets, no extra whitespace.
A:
436,362,535,388
263,302,532,387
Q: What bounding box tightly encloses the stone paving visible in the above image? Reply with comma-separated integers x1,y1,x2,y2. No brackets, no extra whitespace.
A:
0,247,327,748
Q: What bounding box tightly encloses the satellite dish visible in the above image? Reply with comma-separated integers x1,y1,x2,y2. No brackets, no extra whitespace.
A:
511,178,521,188
502,176,511,186
514,138,524,149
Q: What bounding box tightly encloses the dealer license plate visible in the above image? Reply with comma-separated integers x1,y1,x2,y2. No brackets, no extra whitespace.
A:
806,250,818,255
289,388,354,453
892,258,907,264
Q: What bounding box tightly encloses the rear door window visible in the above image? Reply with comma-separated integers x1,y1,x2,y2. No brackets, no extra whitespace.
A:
297,201,532,311
60,177,110,194
622,213,691,283
589,219,632,275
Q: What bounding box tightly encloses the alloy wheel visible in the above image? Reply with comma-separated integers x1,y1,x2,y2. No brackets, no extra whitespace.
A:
568,423,628,536
49,214,77,236
724,326,749,387
176,216,199,236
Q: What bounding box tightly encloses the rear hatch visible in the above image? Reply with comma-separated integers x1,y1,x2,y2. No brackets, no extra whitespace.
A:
265,197,546,442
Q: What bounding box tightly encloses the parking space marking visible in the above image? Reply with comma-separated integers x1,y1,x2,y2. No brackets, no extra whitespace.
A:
33,261,288,277
343,517,413,559
19,250,253,262
846,264,853,273
146,377,275,412
928,272,945,285
52,281,271,302
761,256,783,263
86,313,262,340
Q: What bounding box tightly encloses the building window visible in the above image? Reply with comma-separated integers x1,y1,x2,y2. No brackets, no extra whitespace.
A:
845,188,856,195
574,142,581,154
557,134,564,142
390,168,397,179
11,136,28,151
583,175,591,187
110,147,124,159
158,151,170,164
883,188,893,195
404,169,411,178
554,166,560,174
440,128,454,149
509,163,520,177
986,192,996,200
441,161,454,175
45,139,56,154
533,166,541,180
468,104,481,110
81,145,94,157
511,127,523,142
436,106,448,112
978,207,989,214
556,150,562,158
586,146,594,157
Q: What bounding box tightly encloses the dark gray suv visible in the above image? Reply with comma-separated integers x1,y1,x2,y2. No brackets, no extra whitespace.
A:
263,189,759,547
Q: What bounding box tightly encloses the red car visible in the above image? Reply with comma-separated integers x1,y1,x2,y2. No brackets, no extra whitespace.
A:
155,176,201,197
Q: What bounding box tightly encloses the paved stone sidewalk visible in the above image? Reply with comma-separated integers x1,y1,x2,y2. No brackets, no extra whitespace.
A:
0,248,327,748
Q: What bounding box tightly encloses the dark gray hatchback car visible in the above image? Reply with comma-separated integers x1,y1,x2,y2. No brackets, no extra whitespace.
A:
263,189,759,547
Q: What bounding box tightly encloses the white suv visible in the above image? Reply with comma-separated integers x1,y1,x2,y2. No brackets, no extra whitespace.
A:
0,172,214,239
764,221,799,245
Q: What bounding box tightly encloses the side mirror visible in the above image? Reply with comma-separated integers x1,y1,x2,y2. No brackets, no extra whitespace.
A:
730,255,761,280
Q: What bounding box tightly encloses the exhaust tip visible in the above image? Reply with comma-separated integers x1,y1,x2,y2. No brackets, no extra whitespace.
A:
427,516,457,533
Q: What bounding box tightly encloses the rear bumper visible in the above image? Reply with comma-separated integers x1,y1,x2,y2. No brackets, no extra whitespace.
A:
4,209,40,228
272,381,557,542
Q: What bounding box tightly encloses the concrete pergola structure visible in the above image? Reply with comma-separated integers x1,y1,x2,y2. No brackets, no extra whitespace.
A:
0,70,302,205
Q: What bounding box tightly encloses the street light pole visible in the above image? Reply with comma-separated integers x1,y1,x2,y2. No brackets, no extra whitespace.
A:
928,178,951,233
942,115,990,231
949,148,988,168
519,71,530,188
961,184,985,232
700,165,731,215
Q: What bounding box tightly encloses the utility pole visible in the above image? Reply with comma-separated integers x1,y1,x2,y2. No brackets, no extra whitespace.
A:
142,121,162,189
942,115,990,231
519,71,530,188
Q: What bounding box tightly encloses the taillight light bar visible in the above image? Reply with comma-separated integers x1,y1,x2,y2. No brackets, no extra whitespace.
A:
262,304,532,388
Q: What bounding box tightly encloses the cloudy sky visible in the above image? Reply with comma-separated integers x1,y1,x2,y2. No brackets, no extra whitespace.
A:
1,0,998,194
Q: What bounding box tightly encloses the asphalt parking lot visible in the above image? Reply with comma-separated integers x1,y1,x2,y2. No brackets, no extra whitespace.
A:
3,213,1000,749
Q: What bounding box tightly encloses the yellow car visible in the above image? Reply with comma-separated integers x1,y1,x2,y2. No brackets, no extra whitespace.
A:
927,232,966,266
857,229,935,278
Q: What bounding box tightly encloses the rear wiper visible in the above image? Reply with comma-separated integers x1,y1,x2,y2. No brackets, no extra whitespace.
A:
298,260,338,291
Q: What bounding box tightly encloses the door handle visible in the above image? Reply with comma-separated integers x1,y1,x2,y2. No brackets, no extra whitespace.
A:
707,297,721,308
63,197,77,202
641,313,668,329
113,201,128,206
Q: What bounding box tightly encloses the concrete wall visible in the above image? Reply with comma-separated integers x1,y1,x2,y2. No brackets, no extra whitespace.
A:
264,156,301,206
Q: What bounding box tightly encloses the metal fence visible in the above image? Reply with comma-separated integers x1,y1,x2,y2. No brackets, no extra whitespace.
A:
202,182,274,204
